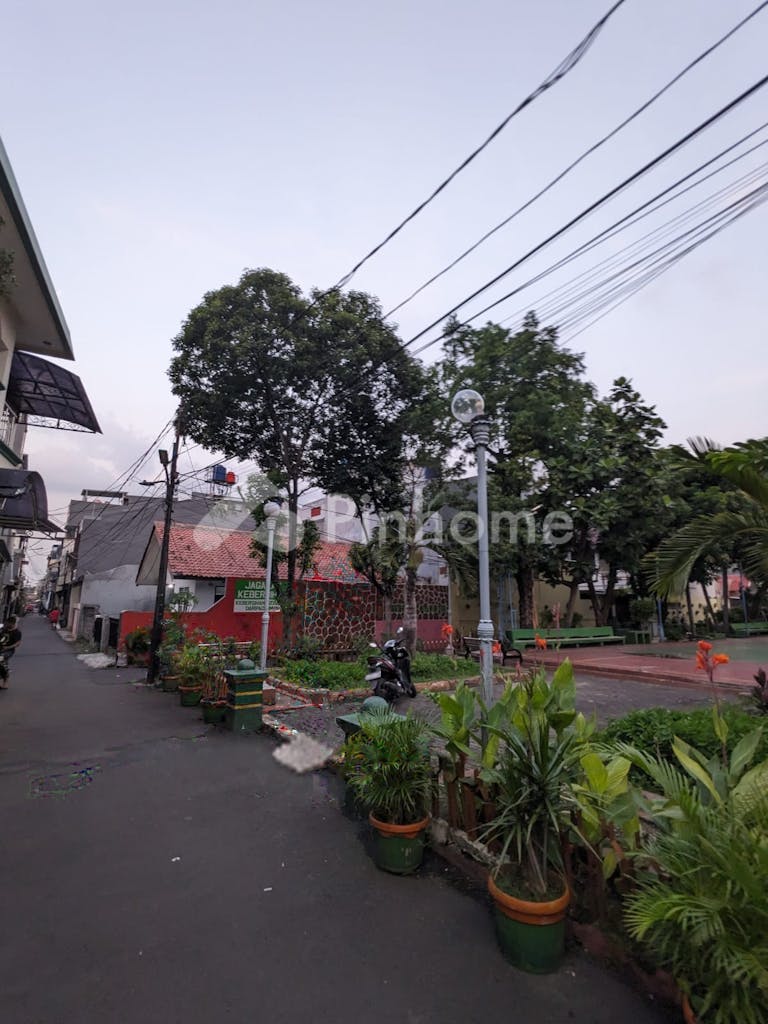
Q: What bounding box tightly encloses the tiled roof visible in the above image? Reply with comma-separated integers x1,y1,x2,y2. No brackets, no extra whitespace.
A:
155,522,367,582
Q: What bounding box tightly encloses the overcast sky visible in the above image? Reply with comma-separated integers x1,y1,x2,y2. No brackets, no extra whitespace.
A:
3,0,767,578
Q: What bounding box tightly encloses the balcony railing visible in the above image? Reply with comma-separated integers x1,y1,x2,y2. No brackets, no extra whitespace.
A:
0,406,26,458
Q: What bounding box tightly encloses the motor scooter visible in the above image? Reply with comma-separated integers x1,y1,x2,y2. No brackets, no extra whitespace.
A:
365,626,416,703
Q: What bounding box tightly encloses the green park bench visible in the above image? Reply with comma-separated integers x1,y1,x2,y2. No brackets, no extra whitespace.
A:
730,622,768,637
505,627,625,649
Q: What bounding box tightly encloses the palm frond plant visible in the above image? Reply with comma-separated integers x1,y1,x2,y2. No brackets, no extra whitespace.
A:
651,437,768,597
619,715,768,1023
344,711,432,874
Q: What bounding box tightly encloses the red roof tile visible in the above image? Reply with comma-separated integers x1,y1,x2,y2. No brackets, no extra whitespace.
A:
154,522,366,583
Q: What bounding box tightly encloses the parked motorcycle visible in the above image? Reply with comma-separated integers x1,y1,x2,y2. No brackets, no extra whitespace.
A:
365,627,416,703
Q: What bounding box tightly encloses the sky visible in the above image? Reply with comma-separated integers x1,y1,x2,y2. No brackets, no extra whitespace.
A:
2,0,768,579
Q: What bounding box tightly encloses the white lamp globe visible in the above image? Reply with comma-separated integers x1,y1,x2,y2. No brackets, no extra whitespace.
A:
451,389,485,424
263,499,282,519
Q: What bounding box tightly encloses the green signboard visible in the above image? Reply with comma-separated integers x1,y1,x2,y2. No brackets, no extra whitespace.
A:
234,579,279,613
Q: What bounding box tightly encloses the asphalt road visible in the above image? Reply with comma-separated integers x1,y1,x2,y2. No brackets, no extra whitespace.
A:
280,667,734,751
0,617,673,1024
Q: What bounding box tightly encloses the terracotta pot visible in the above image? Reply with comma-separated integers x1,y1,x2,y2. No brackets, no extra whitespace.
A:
487,872,570,973
681,994,696,1024
368,813,430,874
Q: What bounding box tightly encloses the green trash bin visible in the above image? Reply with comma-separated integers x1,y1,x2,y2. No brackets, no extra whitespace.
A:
224,659,267,733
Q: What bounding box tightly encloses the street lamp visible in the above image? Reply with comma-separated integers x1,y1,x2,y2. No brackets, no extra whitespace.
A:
451,389,494,708
260,498,282,672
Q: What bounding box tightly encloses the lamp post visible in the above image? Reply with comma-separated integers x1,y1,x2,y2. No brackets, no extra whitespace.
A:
451,389,494,708
260,499,282,672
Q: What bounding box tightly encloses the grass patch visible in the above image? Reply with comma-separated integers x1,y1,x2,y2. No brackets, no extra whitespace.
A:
279,653,483,691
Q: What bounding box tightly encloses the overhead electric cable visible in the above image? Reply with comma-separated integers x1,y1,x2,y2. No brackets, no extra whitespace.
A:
385,0,768,318
502,153,768,330
559,185,768,342
331,0,629,290
410,121,768,355
405,73,768,353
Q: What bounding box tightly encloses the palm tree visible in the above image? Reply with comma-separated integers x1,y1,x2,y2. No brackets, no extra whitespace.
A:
652,437,768,598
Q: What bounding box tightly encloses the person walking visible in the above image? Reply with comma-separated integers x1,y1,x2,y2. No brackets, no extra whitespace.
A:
0,615,22,688
49,608,60,630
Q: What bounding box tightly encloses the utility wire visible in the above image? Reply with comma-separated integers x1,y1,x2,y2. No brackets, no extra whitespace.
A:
332,0,629,290
406,72,768,352
410,120,768,355
559,185,768,342
501,152,768,330
385,0,768,318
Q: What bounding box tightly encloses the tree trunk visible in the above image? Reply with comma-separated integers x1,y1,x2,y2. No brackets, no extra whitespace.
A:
515,567,535,628
383,593,393,641
721,565,730,635
685,583,695,636
702,583,717,631
564,579,580,627
586,578,601,627
403,567,418,652
599,566,618,627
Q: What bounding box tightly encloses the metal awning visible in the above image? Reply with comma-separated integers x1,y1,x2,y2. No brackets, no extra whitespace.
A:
0,469,62,533
7,351,100,433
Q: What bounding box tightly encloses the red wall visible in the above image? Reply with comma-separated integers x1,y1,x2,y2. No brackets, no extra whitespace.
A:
119,578,283,650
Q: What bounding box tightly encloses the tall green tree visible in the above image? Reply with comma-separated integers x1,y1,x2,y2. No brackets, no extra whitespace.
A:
169,267,427,641
437,313,594,627
652,438,768,613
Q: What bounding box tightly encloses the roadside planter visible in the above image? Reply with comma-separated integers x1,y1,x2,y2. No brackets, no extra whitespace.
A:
343,713,432,876
487,873,570,973
179,685,202,707
224,658,267,733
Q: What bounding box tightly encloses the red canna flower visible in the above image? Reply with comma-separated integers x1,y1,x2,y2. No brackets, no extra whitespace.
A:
535,634,547,650
697,640,713,652
712,653,730,666
492,641,501,655
695,652,707,671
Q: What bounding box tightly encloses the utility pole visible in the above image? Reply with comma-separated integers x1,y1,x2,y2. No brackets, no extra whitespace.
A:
147,418,182,685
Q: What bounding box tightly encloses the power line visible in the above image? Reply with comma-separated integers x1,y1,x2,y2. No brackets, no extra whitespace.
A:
558,184,768,340
331,0,629,291
409,121,768,355
499,151,768,331
385,0,768,319
406,72,768,353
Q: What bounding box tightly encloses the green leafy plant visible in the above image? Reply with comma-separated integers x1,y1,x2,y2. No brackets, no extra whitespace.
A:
428,681,478,776
344,713,432,825
125,626,151,654
283,659,364,691
481,661,589,900
600,706,768,787
620,719,768,1024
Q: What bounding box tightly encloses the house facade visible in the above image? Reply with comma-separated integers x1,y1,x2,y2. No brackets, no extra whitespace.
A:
0,136,99,616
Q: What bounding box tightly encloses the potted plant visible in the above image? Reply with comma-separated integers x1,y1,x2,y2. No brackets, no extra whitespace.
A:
158,617,187,690
344,711,432,874
481,661,584,973
200,644,228,724
125,626,151,666
176,643,206,706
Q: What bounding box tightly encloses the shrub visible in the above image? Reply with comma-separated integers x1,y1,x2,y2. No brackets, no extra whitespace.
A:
410,652,465,680
283,658,365,691
663,623,683,642
600,706,768,786
125,626,151,653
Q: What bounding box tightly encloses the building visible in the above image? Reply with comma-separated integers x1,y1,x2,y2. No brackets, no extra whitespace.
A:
0,137,99,615
48,493,255,637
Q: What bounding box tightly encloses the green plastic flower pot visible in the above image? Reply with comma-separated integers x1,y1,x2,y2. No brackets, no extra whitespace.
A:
488,873,569,973
202,702,226,724
179,687,202,707
369,814,429,875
